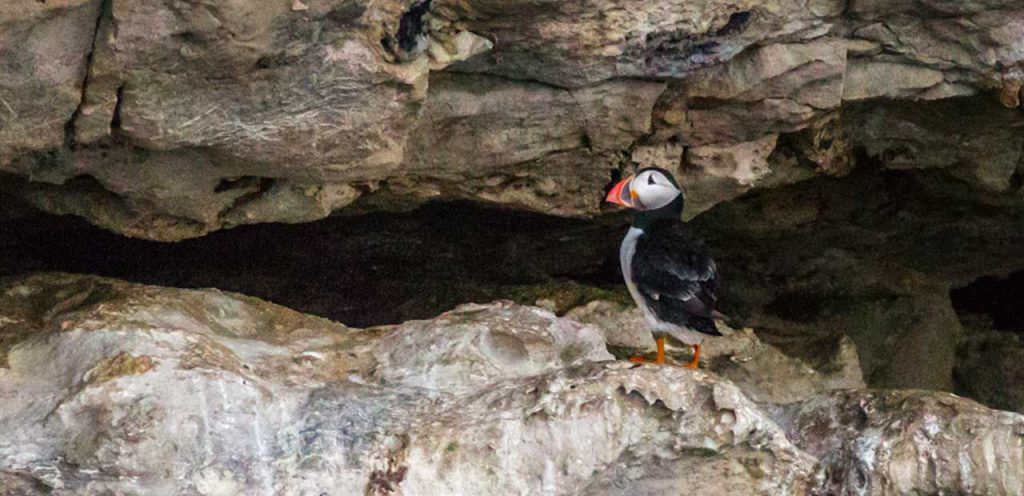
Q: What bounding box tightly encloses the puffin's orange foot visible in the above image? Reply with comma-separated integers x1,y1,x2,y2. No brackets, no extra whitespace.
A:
679,344,701,369
628,355,667,365
629,337,668,365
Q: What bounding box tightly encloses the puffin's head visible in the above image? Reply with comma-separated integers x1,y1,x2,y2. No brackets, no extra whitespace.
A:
604,167,682,211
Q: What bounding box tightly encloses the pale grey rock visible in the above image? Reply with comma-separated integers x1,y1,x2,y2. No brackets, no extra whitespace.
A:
842,61,948,101
565,299,866,405
780,389,1024,495
371,302,614,393
0,273,813,495
2,273,1023,494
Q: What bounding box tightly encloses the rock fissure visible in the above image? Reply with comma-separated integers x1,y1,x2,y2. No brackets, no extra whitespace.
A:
66,0,110,149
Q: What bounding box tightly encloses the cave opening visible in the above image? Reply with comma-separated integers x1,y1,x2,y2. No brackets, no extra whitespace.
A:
0,200,627,328
950,271,1024,334
951,270,1024,413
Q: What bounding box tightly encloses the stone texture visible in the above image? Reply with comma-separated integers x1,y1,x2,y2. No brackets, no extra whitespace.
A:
2,273,1023,494
842,61,948,101
389,73,665,216
0,1,102,165
0,273,817,494
956,326,1024,414
844,96,1024,192
441,0,843,87
565,299,865,405
693,165,1024,392
1,0,1023,239
780,389,1024,495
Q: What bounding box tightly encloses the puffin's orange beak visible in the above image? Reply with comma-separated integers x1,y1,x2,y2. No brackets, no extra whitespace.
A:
605,175,635,208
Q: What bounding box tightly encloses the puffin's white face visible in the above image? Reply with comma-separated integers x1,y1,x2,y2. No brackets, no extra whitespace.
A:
630,169,682,210
605,168,682,211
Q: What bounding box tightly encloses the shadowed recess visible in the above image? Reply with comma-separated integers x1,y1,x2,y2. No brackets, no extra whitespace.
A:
952,271,1024,334
0,201,627,327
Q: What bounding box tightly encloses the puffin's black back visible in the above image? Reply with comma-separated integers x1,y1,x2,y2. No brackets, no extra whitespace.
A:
631,218,721,336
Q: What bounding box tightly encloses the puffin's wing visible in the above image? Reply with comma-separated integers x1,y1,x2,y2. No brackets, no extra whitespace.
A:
632,223,719,319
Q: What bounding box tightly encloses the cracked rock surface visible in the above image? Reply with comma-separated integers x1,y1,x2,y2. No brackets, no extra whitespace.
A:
2,0,1023,239
1,273,1022,495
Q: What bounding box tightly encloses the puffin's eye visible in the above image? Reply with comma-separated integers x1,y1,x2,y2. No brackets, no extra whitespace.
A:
648,175,657,185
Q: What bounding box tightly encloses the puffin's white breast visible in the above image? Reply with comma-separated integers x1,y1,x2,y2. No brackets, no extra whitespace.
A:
619,226,708,345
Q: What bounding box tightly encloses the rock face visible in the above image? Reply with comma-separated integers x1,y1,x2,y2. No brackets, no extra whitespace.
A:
2,0,1023,239
780,389,1024,495
2,273,1023,495
692,167,1024,392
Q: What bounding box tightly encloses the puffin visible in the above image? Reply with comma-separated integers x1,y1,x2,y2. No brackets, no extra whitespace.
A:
605,167,725,368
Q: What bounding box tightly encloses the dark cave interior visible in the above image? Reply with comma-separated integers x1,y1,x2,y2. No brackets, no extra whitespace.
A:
951,271,1024,334
0,201,626,328
3,166,1024,402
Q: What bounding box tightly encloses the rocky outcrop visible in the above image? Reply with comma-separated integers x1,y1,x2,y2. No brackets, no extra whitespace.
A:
780,389,1024,495
693,166,1024,392
2,0,1022,239
2,273,1022,494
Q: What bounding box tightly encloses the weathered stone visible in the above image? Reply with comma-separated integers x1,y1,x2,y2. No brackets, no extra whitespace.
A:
693,164,1024,392
842,61,948,101
566,299,865,405
2,0,1024,240
847,1,1024,90
686,134,779,203
0,1,102,165
677,39,848,146
394,73,664,215
844,96,1024,192
441,0,842,87
780,389,1024,495
0,273,817,494
2,273,1022,494
100,0,420,172
71,1,119,145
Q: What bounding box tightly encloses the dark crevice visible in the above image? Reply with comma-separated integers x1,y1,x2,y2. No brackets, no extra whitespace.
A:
218,177,277,218
1011,167,1024,191
715,12,752,37
0,201,626,327
382,0,431,60
951,271,1024,334
214,176,257,194
109,84,125,132
1012,137,1024,191
579,131,593,151
397,0,431,53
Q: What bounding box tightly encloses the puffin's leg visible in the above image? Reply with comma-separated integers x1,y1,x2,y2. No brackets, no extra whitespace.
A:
681,343,700,369
629,336,667,364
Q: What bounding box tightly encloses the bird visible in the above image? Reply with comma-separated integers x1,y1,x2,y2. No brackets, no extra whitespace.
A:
604,167,725,368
